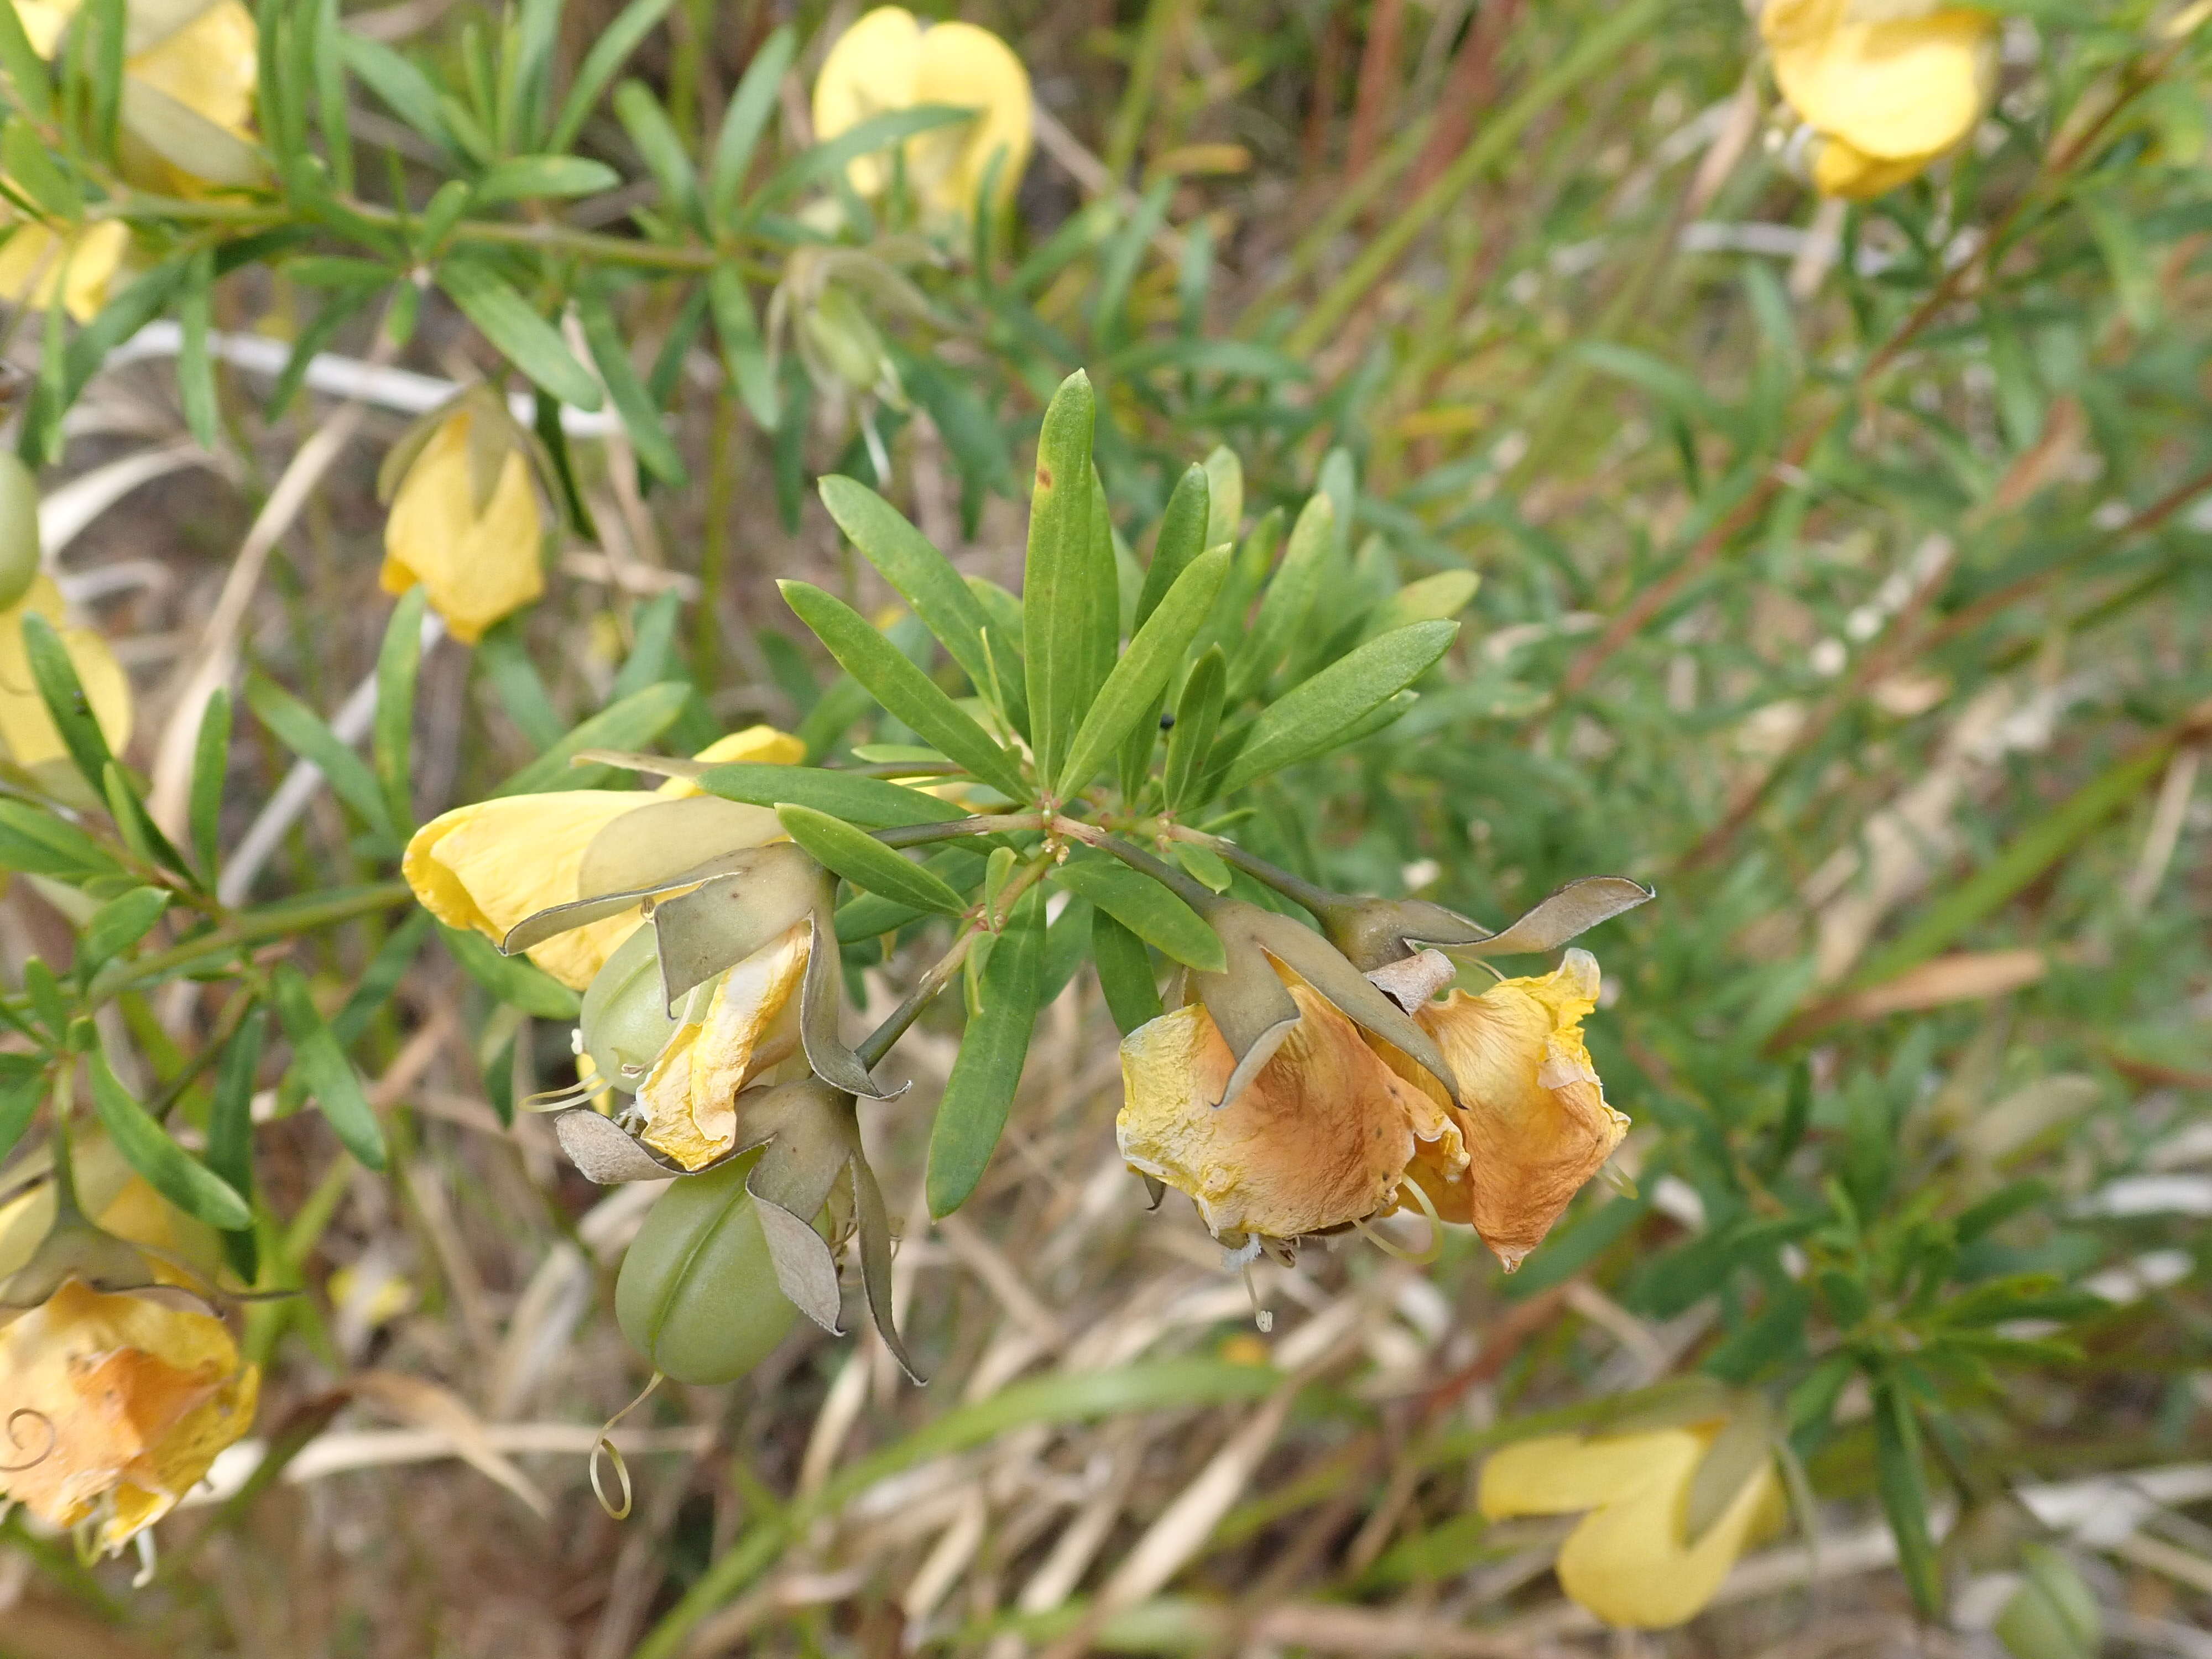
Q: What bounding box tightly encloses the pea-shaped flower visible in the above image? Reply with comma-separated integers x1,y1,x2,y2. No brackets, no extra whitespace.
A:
0,1279,259,1553
401,727,802,989
1479,1415,1783,1629
377,391,552,645
1762,0,1999,199
812,6,1032,222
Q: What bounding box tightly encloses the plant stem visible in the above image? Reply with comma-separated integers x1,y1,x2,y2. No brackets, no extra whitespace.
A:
88,881,414,1003
872,812,1045,851
854,852,1054,1069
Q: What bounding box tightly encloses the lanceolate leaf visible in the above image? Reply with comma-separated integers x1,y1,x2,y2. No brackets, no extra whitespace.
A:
1022,372,1112,787
777,805,968,915
1055,546,1229,799
272,963,389,1171
579,284,688,485
436,260,604,410
1134,462,1210,630
1233,492,1333,699
1162,646,1226,813
818,475,1028,734
1092,909,1164,1035
779,581,1028,800
493,682,690,795
1215,620,1458,797
439,922,582,1019
207,1010,267,1277
373,586,428,833
700,763,966,828
927,888,1045,1217
90,1049,251,1231
1051,854,1225,973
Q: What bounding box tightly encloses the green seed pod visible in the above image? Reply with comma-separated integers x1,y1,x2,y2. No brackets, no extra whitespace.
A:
578,925,678,1093
1994,1545,2100,1659
0,450,42,612
615,1152,798,1385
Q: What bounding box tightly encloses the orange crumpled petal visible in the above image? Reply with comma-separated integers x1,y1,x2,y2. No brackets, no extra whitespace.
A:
1118,976,1464,1243
0,1279,259,1552
1379,948,1627,1268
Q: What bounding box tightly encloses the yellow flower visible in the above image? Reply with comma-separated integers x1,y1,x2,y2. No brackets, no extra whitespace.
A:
0,220,129,322
0,1277,258,1553
1117,973,1464,1244
379,405,547,645
0,1145,220,1291
812,6,1033,221
634,921,811,1170
1479,1425,1782,1629
1377,950,1627,1269
0,573,132,770
401,727,804,990
1761,0,1998,200
11,0,260,191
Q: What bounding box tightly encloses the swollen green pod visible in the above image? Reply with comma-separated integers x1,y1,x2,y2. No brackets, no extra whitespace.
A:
579,924,679,1093
615,1152,797,1384
0,451,40,612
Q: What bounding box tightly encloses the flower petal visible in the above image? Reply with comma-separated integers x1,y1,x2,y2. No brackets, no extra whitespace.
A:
639,923,810,1170
1388,949,1627,1266
402,791,651,988
1117,980,1444,1241
912,20,1032,215
1771,10,1995,163
380,411,544,644
811,6,923,198
656,724,807,796
0,575,133,766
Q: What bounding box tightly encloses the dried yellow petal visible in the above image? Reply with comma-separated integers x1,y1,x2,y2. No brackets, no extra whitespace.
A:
637,922,810,1170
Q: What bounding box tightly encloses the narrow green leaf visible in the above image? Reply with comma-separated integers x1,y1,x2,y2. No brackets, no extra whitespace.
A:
473,154,621,203
244,673,394,836
546,0,675,151
613,78,700,227
708,267,780,430
207,1010,266,1277
75,888,169,979
1365,570,1479,637
1234,492,1333,698
1050,854,1224,973
492,681,690,795
20,612,119,796
1092,909,1162,1035
1134,462,1210,630
744,105,970,218
779,581,1028,800
89,1049,251,1230
1172,841,1232,893
578,284,688,484
708,24,794,222
776,805,968,916
927,887,1044,1217
85,0,126,155
270,963,388,1170
0,1065,41,1164
339,32,454,152
1,118,76,217
0,1,52,122
439,921,581,1019
1022,371,1109,785
818,474,1027,733
1055,547,1229,799
0,799,121,879
436,259,603,410
374,586,427,833
476,616,567,752
1162,646,1226,812
1216,620,1457,796
331,911,432,1047
186,685,231,878
1872,1380,1942,1616
698,763,964,827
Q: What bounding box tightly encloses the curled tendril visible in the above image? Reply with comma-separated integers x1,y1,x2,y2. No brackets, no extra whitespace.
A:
589,1372,665,1521
1352,1178,1444,1265
1,1407,56,1474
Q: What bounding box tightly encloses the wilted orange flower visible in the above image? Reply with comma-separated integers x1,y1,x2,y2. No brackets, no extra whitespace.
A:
1378,949,1627,1267
634,922,811,1170
1118,974,1464,1243
0,1279,258,1553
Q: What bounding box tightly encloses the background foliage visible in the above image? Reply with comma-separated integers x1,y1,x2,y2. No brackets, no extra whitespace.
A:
0,0,2209,1656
